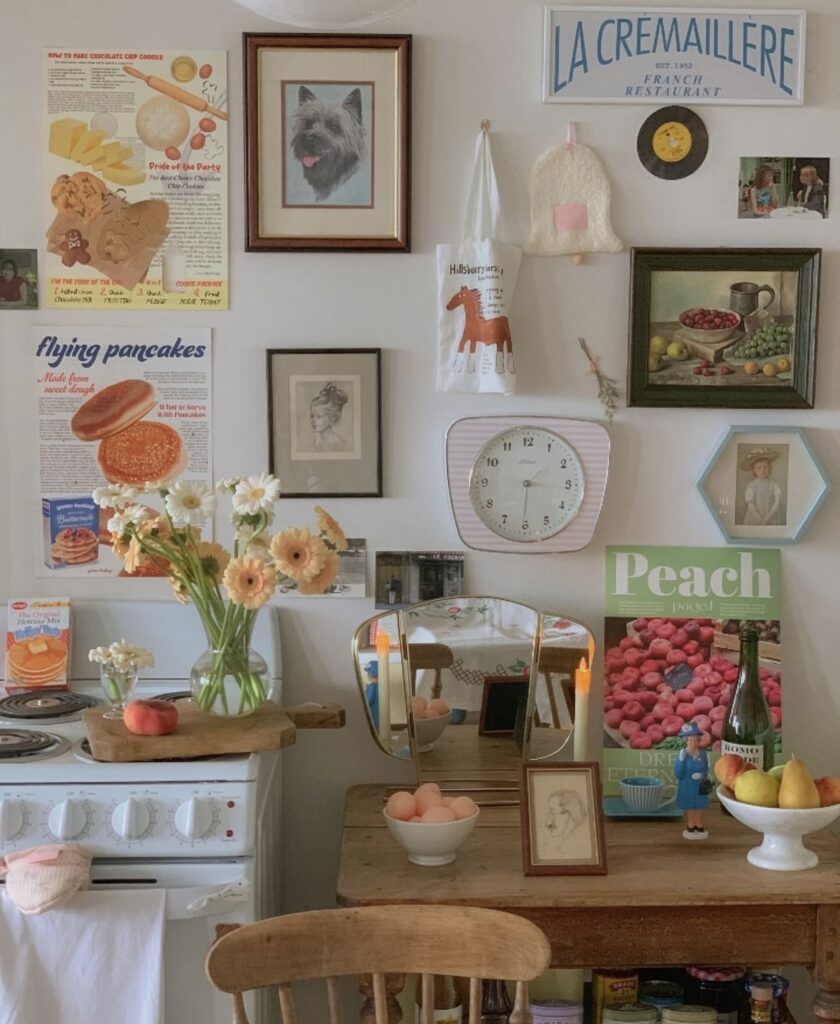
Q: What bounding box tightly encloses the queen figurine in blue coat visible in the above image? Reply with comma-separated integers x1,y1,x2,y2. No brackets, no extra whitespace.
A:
674,721,710,841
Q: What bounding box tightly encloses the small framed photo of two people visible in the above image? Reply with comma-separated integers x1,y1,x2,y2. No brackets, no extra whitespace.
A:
244,33,411,252
520,762,607,876
628,248,821,409
267,348,382,497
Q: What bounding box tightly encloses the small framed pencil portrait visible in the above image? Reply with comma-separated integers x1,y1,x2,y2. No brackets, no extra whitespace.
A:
244,33,411,252
520,761,607,876
267,348,382,497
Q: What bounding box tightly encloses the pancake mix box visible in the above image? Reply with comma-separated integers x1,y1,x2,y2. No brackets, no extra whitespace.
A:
5,598,71,692
42,498,99,570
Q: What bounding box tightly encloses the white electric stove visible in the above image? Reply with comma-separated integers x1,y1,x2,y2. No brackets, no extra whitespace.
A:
0,600,284,1024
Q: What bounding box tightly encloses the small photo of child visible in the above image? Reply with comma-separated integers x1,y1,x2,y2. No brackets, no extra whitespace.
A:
735,445,789,527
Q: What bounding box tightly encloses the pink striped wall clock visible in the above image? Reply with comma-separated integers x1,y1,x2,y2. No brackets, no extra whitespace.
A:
445,416,610,553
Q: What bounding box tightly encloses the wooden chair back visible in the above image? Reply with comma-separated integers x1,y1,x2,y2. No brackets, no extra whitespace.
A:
406,642,455,700
206,905,551,1024
536,646,580,728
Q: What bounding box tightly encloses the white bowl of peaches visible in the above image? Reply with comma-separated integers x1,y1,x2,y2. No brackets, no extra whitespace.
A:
411,696,451,752
384,783,479,866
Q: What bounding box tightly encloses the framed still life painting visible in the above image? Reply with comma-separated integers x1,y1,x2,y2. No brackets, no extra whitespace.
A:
244,33,411,252
628,248,820,409
267,348,382,497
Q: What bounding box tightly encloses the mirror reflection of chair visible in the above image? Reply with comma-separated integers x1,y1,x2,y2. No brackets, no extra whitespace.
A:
406,642,454,699
536,646,578,730
206,905,552,1024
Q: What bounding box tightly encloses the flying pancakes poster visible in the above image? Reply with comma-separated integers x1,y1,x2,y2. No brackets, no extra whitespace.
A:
33,326,211,578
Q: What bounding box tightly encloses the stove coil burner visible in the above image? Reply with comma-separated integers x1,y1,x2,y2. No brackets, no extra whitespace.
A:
0,691,101,721
0,729,70,760
156,691,193,704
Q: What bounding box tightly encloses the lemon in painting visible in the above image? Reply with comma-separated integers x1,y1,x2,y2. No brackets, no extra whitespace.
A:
763,363,779,377
650,335,670,356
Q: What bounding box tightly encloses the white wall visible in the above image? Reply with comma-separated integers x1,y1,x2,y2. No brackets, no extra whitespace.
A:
1,0,838,1015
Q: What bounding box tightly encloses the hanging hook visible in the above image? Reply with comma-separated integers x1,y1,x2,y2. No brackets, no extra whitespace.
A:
480,119,490,133
565,121,576,148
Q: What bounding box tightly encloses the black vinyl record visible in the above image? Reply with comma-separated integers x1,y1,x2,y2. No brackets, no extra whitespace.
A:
637,106,708,180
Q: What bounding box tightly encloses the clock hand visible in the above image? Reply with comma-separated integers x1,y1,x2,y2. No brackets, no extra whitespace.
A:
522,479,531,520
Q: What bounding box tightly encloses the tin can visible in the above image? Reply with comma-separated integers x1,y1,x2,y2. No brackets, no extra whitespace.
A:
593,970,639,1023
639,980,684,1012
530,999,583,1024
603,1005,659,1024
661,1008,718,1024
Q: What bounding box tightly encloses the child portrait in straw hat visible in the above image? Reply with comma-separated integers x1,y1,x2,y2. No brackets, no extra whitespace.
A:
735,444,789,527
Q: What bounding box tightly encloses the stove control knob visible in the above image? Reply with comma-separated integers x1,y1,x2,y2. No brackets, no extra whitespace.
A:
0,799,24,841
48,799,87,841
111,798,151,841
174,798,214,841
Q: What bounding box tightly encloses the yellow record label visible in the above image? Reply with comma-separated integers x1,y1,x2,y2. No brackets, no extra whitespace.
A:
652,121,693,163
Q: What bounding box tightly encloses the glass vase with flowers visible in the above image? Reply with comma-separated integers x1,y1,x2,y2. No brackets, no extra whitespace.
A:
93,474,346,716
88,640,155,719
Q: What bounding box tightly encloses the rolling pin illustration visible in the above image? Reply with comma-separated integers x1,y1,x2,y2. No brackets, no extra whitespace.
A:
123,64,228,121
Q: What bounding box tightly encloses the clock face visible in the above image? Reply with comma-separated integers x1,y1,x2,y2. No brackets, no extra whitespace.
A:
468,427,585,542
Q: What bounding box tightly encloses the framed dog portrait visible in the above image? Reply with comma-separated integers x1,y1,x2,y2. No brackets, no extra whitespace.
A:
628,248,821,409
267,348,382,497
520,762,607,876
244,33,411,252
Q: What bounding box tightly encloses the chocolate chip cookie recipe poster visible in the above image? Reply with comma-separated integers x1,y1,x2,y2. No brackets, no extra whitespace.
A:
602,546,782,797
44,50,228,310
33,326,212,579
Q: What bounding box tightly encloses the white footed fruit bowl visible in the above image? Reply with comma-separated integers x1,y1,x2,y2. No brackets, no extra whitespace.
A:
717,785,840,871
413,711,451,753
383,808,479,866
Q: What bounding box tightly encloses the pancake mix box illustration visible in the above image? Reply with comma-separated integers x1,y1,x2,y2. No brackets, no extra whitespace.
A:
602,546,782,797
33,326,212,578
4,598,71,692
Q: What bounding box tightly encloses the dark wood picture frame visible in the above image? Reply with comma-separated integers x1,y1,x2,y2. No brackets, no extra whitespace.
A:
628,247,821,409
520,761,607,876
478,674,530,736
244,32,411,252
266,347,383,498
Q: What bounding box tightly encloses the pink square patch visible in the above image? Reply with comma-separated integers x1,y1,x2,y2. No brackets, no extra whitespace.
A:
554,203,588,232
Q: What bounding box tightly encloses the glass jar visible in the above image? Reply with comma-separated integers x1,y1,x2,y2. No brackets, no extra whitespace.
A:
685,967,745,1023
530,1000,583,1024
639,980,684,1014
661,1008,718,1024
744,975,788,1024
593,970,639,1022
603,1006,659,1024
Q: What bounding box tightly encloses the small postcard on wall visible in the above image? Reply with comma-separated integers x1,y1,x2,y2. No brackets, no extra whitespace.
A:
374,551,465,610
738,156,828,219
0,249,39,309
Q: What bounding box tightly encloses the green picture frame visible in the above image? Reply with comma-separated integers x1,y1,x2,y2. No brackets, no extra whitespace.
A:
628,248,821,409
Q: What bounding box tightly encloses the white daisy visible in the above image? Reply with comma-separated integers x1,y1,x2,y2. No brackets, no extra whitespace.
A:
88,646,112,665
216,477,240,495
106,504,149,537
143,480,169,495
165,481,216,526
245,539,272,563
92,484,137,510
108,640,155,670
231,509,274,543
232,473,281,515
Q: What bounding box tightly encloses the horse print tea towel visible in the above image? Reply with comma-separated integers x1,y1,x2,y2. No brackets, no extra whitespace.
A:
437,128,521,395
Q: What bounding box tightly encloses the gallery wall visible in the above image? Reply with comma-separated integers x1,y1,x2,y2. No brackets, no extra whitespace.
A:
1,0,839,1008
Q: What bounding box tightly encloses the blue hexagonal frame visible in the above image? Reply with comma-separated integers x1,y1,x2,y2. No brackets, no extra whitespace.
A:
697,426,829,545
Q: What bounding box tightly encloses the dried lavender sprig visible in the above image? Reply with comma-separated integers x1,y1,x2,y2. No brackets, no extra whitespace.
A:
578,336,620,424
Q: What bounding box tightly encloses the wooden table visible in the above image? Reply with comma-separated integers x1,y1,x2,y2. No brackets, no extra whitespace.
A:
337,785,840,1021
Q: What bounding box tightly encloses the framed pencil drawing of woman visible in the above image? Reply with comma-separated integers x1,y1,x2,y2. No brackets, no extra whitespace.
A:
267,348,382,497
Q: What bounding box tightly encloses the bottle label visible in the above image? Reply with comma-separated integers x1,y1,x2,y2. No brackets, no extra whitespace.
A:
415,1007,463,1024
721,740,763,767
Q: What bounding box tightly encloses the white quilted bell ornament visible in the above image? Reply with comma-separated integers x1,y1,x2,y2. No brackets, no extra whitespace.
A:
525,123,622,259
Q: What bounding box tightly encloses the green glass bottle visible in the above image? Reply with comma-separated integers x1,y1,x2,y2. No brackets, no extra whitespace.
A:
721,624,775,770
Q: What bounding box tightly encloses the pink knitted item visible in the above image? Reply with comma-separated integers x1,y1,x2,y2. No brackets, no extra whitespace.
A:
0,845,92,915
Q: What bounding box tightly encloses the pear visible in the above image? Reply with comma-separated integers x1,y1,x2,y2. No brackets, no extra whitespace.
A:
734,769,779,808
778,756,820,809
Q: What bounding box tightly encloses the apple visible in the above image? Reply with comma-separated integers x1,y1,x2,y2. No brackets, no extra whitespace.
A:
123,699,179,736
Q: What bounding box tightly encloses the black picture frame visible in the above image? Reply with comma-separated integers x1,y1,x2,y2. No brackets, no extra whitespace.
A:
628,247,820,409
478,674,530,736
266,347,382,497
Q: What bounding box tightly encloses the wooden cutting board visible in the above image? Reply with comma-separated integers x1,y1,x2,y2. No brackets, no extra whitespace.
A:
83,700,297,762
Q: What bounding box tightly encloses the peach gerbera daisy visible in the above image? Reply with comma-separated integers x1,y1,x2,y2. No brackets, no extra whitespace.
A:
270,527,327,582
314,505,348,552
169,577,190,605
296,549,341,595
195,541,230,584
223,557,276,610
123,536,147,575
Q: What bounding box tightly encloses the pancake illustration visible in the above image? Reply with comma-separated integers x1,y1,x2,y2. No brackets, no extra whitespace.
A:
6,635,68,686
97,420,186,486
71,379,157,441
50,527,98,565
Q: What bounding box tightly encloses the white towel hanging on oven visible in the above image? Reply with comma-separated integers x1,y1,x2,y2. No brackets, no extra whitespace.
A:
0,888,166,1024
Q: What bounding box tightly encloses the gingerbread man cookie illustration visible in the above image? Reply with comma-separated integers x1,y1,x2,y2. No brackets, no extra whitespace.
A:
59,229,91,267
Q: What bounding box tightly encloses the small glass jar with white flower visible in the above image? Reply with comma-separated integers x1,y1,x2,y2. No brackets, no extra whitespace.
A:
92,474,347,717
89,641,155,719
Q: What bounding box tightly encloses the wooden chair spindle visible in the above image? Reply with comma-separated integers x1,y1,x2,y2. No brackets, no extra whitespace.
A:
421,973,434,1024
510,981,531,1024
468,977,481,1024
372,973,389,1024
326,976,343,1024
232,991,250,1024
278,981,299,1024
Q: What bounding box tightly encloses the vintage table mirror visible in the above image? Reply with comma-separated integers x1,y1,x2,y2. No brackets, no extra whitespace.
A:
352,596,594,796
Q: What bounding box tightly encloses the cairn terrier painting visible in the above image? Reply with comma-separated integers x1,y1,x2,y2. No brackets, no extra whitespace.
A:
284,82,373,207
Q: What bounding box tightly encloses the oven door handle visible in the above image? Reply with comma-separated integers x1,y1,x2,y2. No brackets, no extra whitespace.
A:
166,877,251,920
